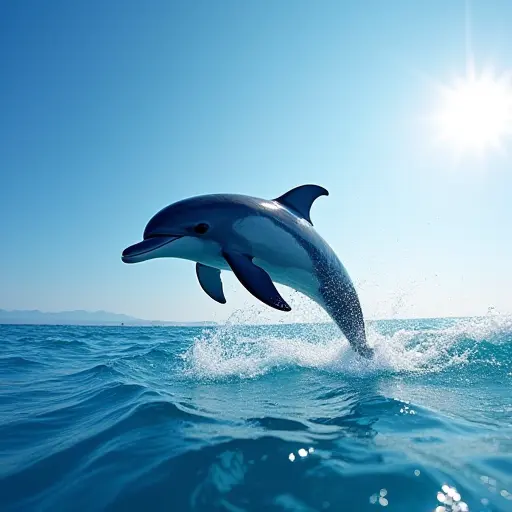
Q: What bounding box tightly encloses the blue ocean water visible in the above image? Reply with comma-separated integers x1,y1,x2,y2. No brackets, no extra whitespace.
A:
1,317,511,511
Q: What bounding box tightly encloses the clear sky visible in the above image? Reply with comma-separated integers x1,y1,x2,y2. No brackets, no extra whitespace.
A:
1,0,511,322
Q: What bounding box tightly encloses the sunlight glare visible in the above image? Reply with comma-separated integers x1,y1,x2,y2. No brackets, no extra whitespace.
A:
433,70,512,156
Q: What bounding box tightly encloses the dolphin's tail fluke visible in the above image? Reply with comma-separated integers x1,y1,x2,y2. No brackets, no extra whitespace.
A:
350,332,374,358
338,318,373,358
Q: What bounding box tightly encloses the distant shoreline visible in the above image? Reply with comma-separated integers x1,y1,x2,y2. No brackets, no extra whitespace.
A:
0,309,217,327
1,308,506,328
0,315,505,328
0,321,219,327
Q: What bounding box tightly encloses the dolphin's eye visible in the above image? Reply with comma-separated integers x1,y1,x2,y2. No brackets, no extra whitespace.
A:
194,223,209,235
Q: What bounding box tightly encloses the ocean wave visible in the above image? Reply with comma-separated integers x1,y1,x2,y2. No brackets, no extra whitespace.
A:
0,356,46,369
1,321,511,512
181,315,512,380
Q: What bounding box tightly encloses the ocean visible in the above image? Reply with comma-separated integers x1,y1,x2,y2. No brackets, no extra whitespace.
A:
1,317,511,511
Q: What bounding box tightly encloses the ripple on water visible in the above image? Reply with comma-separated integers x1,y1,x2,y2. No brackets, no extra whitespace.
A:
0,319,510,511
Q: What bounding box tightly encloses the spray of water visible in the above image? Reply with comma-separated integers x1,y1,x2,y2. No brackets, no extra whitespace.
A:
180,293,512,381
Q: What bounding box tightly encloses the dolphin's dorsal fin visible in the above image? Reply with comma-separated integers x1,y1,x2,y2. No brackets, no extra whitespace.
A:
273,184,328,225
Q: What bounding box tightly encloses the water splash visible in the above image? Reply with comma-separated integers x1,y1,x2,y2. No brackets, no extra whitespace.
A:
181,312,512,380
1,323,511,511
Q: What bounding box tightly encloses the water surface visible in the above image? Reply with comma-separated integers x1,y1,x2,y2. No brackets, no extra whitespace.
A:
1,317,511,511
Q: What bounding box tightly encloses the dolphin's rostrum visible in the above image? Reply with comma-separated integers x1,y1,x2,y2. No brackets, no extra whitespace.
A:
122,185,373,358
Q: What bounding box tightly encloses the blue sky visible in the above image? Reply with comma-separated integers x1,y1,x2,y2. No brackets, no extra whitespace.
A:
1,0,511,322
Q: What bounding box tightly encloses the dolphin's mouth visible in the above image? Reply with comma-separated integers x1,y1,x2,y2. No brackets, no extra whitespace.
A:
121,236,182,263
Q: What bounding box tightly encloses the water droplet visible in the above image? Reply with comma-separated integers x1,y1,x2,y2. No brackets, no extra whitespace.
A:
458,502,468,512
414,469,421,476
435,507,446,512
288,453,295,462
437,493,446,502
481,498,489,505
501,489,510,498
481,475,489,484
369,494,378,504
378,497,388,507
298,448,308,457
308,447,315,453
380,489,387,497
453,492,461,502
442,485,451,494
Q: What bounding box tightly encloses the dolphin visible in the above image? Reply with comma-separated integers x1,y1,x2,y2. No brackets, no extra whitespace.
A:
122,185,373,358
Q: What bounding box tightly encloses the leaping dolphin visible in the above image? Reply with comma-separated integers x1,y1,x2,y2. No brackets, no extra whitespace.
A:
122,185,373,358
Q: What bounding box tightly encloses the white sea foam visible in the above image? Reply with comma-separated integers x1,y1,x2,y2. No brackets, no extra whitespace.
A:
180,294,512,380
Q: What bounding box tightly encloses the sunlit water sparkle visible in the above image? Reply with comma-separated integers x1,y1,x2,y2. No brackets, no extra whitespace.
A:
1,315,511,511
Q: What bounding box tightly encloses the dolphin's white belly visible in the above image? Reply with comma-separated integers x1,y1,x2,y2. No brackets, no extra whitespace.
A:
253,258,321,303
170,215,323,302
164,237,231,270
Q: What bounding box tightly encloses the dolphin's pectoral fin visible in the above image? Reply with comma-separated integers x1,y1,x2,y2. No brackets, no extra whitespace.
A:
222,251,291,312
274,184,329,225
196,263,226,304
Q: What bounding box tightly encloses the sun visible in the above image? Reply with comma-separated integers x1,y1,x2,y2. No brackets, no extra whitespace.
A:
432,68,512,157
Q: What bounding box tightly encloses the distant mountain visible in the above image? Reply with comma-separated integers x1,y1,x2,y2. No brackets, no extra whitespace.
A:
0,309,217,326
